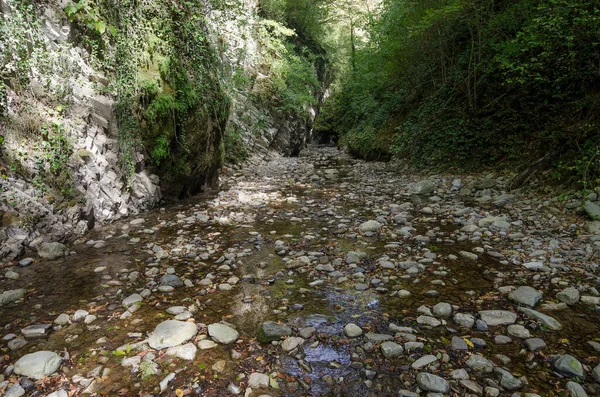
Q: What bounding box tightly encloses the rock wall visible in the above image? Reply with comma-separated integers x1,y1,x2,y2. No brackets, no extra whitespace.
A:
205,0,331,163
0,0,329,259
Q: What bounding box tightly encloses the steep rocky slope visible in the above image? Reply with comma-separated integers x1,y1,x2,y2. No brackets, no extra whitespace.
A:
0,0,328,259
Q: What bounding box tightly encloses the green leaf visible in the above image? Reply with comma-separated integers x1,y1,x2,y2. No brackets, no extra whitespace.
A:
95,20,107,34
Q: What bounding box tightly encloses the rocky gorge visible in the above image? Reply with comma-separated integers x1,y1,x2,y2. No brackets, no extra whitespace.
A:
0,146,599,396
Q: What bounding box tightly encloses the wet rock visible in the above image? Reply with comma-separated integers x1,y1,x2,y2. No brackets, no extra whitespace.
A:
299,327,316,339
258,322,292,343
281,337,304,352
411,355,438,370
343,323,363,338
494,335,512,345
160,274,184,288
18,258,33,267
592,364,600,382
14,351,62,380
454,313,475,328
122,293,143,308
584,201,600,220
451,336,468,351
518,307,562,330
416,372,450,393
365,333,393,343
148,320,198,349
479,310,517,326
566,381,588,397
509,286,543,307
5,384,25,397
432,302,452,318
460,379,483,395
37,242,67,260
21,324,51,338
507,324,531,339
380,341,403,358
417,315,441,327
8,338,27,350
494,367,523,390
525,338,547,351
460,251,478,261
466,354,494,373
556,287,580,305
208,323,239,344
554,355,585,379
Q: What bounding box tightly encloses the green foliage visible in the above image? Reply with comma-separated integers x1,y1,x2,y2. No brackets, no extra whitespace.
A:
32,122,75,196
223,128,248,164
317,0,600,184
254,19,321,114
150,132,171,166
0,0,46,87
64,0,114,35
94,0,229,186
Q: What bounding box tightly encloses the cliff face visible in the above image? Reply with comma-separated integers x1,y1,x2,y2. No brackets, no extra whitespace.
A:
0,0,329,259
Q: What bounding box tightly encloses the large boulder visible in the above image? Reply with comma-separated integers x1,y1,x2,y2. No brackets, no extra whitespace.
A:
0,289,26,307
147,320,198,349
411,180,435,196
37,242,67,260
14,351,62,380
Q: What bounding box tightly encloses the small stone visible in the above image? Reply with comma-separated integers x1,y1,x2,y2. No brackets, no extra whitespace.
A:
554,355,585,379
411,355,438,370
208,323,239,344
566,381,588,397
509,286,543,307
258,322,292,343
380,341,403,358
343,323,363,338
299,327,316,339
507,324,531,339
451,336,468,351
494,367,523,390
248,372,270,388
54,314,70,325
432,302,452,318
198,340,218,350
466,354,494,373
416,372,450,393
165,343,197,360
479,310,517,326
524,338,546,351
281,337,304,352
518,307,562,330
122,294,143,308
556,287,580,305
454,313,475,328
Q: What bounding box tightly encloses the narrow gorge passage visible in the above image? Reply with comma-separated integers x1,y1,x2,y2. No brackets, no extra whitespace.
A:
1,146,600,396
